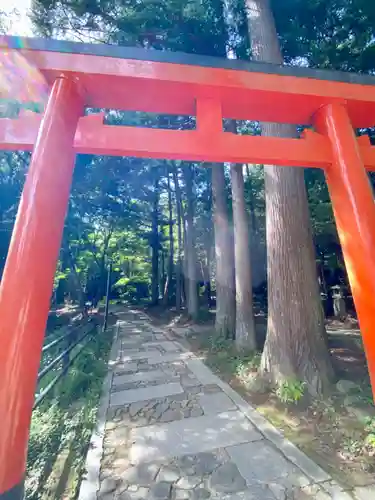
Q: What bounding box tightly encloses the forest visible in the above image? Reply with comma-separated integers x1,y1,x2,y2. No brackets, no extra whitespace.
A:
1,0,375,397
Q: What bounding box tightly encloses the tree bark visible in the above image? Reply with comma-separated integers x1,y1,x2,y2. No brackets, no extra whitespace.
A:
95,229,112,307
151,172,159,305
245,164,257,232
245,0,334,394
163,167,174,306
173,166,183,312
55,246,69,305
183,165,199,320
160,249,166,300
203,169,213,309
66,244,85,308
230,164,257,350
211,164,236,338
181,199,188,307
221,2,256,348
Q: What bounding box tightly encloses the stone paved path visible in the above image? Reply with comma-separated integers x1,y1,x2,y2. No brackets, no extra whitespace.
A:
79,311,369,500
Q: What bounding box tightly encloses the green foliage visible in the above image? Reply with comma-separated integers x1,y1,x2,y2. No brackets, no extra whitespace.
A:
276,378,306,405
198,334,261,382
0,152,29,272
26,326,114,499
236,352,262,377
272,0,375,72
207,334,232,352
27,405,65,488
31,0,230,56
364,417,375,449
339,415,375,461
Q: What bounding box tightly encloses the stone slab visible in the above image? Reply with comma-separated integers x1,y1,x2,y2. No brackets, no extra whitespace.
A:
122,347,160,356
209,462,246,493
210,487,276,500
146,352,191,365
129,410,263,464
121,351,163,362
113,369,166,387
78,330,119,500
110,382,184,407
154,334,167,340
226,441,310,490
119,327,144,333
119,341,143,349
354,486,375,500
213,379,331,484
185,358,221,385
320,481,354,500
114,362,139,374
145,341,180,352
198,392,237,415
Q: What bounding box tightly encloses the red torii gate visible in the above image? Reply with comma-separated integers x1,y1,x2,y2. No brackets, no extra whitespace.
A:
1,36,375,498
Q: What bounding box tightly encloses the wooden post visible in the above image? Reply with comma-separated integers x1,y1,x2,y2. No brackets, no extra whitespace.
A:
0,77,83,498
314,103,375,398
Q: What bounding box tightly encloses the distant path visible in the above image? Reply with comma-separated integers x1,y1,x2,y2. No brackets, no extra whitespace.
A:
78,309,370,500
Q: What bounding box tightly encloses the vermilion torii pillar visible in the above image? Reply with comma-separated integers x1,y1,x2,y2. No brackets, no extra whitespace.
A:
314,103,375,392
0,77,83,499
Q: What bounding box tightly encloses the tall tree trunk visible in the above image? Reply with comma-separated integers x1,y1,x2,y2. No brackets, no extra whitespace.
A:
211,164,236,338
173,166,183,312
245,164,257,232
222,3,256,349
203,169,213,309
183,165,199,320
55,246,69,305
245,0,334,394
160,250,166,300
95,235,110,307
230,164,257,350
182,200,188,307
151,172,160,305
203,261,212,309
163,167,174,306
66,244,85,308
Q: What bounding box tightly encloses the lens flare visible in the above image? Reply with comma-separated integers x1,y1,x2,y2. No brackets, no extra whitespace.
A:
0,37,49,107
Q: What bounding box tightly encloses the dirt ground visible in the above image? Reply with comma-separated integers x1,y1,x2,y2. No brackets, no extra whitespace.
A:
144,306,375,490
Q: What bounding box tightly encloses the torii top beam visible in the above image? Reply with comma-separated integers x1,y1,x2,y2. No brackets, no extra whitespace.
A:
2,35,375,127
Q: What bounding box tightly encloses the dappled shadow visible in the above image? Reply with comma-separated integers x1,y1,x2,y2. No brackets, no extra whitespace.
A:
92,313,335,499
146,316,375,491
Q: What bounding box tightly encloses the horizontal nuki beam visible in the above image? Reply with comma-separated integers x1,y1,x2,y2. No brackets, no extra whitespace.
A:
1,113,375,170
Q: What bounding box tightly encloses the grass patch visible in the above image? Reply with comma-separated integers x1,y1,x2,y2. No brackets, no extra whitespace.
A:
26,325,114,500
189,332,261,385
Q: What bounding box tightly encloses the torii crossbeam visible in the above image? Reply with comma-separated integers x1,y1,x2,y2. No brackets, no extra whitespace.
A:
1,36,375,499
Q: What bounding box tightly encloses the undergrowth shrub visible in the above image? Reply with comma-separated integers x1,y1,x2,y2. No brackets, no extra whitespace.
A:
276,378,306,404
26,326,114,500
